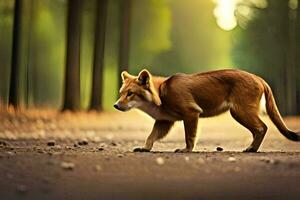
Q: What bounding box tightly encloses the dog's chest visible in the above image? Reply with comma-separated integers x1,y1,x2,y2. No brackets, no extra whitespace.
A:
138,103,177,121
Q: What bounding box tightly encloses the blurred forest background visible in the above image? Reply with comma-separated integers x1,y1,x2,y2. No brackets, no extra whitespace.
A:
0,0,299,115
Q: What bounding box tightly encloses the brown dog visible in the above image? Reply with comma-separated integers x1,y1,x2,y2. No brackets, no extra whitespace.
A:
114,69,299,152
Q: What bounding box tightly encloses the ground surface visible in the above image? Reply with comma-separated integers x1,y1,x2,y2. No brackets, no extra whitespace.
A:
0,110,300,200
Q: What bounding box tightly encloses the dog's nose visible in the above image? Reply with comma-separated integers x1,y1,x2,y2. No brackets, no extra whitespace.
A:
114,103,119,110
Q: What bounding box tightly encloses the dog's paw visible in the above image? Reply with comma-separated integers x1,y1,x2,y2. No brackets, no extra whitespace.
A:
243,147,257,153
174,148,191,153
133,147,150,152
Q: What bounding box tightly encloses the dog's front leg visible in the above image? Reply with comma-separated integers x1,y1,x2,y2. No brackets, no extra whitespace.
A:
175,113,199,153
133,120,174,152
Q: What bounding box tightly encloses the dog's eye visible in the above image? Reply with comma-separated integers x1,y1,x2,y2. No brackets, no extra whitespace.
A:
126,91,133,97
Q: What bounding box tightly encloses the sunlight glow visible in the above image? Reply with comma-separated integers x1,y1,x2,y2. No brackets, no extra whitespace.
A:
213,0,239,31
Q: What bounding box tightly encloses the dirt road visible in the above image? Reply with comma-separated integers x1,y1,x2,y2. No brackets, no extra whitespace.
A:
0,110,300,200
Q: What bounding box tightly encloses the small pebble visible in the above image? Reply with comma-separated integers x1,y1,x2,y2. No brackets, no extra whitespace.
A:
98,147,104,151
265,158,279,165
78,140,88,146
198,158,205,164
111,142,117,146
117,154,124,158
99,143,107,148
184,156,190,161
0,140,7,146
61,162,75,170
228,157,236,162
270,159,279,165
216,147,223,152
65,146,72,150
47,140,56,146
95,165,102,171
156,157,165,165
259,157,279,165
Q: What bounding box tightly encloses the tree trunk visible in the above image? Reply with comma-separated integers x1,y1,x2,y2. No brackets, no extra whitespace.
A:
272,1,289,116
9,0,23,109
286,3,297,115
62,0,82,111
89,0,108,111
296,2,300,114
118,0,131,88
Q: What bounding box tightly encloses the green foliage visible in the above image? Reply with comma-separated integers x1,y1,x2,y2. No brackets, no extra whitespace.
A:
231,0,298,114
232,0,288,77
28,0,66,108
80,0,96,109
0,0,14,105
130,0,233,76
0,0,236,109
166,0,232,72
130,0,172,74
1,0,297,113
102,0,120,110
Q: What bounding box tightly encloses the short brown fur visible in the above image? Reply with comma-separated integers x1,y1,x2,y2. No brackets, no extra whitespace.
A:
114,69,300,152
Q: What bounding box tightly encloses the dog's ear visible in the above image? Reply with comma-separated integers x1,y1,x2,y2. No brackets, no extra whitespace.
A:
137,69,161,106
121,71,134,81
137,69,151,86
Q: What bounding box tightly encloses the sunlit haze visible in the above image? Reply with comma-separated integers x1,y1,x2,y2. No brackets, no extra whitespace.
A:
214,0,239,31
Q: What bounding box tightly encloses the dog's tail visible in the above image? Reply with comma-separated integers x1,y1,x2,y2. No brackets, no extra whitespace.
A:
262,80,300,141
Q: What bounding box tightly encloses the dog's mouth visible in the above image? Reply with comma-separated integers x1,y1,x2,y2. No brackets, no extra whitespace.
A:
113,104,130,112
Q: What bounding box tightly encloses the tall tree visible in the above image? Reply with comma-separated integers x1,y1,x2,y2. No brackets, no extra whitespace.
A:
89,0,108,111
9,0,23,109
276,0,290,116
296,1,300,114
62,0,82,111
118,0,131,87
232,0,298,115
286,1,297,115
